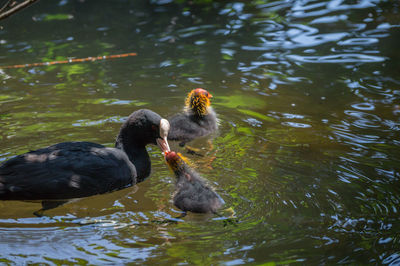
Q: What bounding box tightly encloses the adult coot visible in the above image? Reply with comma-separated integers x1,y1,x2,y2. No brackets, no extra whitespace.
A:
164,151,224,214
0,109,170,214
168,88,217,146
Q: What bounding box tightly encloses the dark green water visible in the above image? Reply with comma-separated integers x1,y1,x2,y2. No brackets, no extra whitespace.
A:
1,0,399,264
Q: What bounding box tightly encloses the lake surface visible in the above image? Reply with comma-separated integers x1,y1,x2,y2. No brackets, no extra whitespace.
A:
1,0,399,264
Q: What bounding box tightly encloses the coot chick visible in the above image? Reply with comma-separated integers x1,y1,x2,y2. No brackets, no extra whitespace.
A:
164,151,224,214
168,88,217,145
0,109,170,206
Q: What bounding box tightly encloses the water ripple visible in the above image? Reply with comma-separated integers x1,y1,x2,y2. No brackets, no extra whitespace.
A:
338,38,379,46
253,20,284,32
350,103,375,111
73,116,125,127
244,24,348,50
332,127,383,145
291,0,376,18
344,109,382,129
281,121,311,128
382,253,400,265
287,54,386,63
310,14,348,24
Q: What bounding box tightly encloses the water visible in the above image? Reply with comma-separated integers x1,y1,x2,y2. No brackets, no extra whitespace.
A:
0,0,399,264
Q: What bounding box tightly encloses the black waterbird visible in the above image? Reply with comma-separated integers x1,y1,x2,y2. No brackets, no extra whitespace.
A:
0,109,171,216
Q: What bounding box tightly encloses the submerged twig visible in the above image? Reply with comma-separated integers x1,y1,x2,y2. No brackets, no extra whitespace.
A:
0,0,13,14
0,52,138,69
0,0,40,21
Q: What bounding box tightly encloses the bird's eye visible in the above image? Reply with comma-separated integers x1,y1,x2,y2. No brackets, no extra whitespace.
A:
151,125,157,131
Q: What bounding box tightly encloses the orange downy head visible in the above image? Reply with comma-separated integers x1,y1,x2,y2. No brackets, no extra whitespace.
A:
185,88,212,116
164,151,190,172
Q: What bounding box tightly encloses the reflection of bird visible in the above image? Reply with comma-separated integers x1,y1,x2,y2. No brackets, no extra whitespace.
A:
168,88,217,146
164,151,224,214
0,109,170,215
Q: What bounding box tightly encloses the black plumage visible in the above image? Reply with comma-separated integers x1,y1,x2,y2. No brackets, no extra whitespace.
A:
168,88,217,145
0,109,170,202
165,151,224,214
0,142,134,200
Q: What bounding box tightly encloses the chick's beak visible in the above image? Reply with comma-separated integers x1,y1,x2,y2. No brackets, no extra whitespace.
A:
208,93,213,98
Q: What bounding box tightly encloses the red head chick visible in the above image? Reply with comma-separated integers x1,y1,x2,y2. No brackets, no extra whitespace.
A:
164,151,188,174
164,150,224,214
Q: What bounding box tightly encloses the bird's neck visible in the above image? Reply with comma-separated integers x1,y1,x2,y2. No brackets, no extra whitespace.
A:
185,101,210,117
175,165,198,183
187,106,209,118
115,135,151,183
188,107,217,123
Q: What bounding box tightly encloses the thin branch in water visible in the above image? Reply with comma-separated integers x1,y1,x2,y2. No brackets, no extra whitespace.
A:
0,52,138,69
0,0,13,14
0,0,40,21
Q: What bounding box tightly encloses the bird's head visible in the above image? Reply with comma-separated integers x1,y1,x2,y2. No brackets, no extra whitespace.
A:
164,151,190,173
185,88,213,116
117,109,171,154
